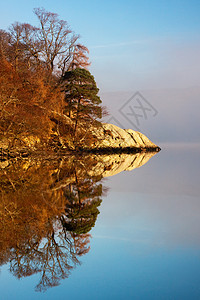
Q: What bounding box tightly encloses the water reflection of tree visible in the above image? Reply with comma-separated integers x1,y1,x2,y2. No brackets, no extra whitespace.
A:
9,224,90,292
61,173,102,234
0,157,105,291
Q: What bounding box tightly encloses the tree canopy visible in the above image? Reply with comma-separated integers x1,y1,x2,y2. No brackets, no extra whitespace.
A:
62,68,102,139
1,7,90,74
0,8,103,151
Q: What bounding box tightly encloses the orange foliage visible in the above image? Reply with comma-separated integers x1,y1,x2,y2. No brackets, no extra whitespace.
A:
0,55,64,143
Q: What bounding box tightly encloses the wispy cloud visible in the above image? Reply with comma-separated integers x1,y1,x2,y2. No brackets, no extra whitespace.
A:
90,39,150,49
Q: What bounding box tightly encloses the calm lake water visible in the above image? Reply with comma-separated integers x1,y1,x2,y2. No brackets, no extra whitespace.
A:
1,144,200,300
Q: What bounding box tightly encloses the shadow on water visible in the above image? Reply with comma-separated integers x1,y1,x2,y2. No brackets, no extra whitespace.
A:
0,152,158,291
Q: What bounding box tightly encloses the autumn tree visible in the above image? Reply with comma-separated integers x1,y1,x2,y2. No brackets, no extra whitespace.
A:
0,55,67,149
33,8,90,74
67,43,90,71
0,30,12,59
2,7,89,77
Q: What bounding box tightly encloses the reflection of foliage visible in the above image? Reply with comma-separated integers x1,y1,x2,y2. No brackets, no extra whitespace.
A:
62,198,102,234
9,226,90,292
0,156,105,291
62,178,102,234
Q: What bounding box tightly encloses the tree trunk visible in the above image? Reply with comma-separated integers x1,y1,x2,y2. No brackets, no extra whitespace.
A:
74,98,80,139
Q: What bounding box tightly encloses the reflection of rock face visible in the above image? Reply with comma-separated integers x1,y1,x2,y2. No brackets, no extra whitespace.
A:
93,123,159,149
87,152,158,178
50,152,158,191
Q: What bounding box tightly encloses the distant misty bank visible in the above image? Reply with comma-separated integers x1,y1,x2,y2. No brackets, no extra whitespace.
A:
100,86,200,145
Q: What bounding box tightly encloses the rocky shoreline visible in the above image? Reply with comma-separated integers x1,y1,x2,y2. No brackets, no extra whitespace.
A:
0,123,160,160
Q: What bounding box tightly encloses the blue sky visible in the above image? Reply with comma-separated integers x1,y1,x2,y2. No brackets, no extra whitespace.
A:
1,0,200,91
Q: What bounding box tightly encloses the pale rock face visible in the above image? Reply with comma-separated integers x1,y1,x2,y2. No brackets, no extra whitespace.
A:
93,123,158,149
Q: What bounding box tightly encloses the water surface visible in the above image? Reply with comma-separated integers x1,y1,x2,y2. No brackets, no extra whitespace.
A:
0,145,200,299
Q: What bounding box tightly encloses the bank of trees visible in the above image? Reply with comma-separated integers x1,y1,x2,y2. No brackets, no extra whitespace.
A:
0,8,103,150
1,7,90,74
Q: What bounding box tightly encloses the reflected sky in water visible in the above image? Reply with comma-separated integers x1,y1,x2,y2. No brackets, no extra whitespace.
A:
1,145,200,299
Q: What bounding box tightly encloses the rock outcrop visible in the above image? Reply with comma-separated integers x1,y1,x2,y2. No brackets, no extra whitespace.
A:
92,123,159,150
0,123,160,158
